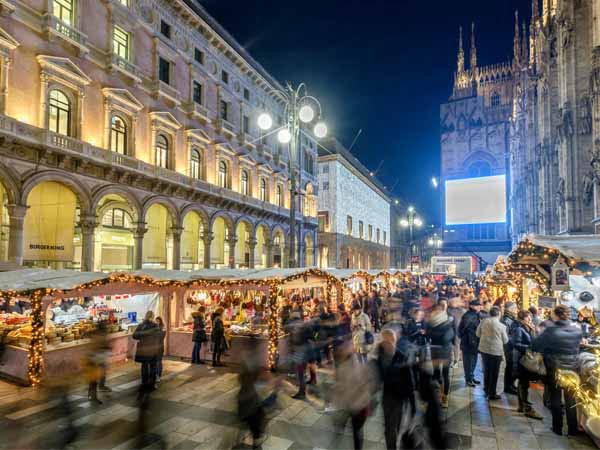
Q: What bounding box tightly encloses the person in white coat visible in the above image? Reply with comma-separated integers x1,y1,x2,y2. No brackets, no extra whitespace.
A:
476,306,508,400
351,303,373,363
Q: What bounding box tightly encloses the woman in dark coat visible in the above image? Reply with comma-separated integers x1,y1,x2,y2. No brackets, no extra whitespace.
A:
510,310,542,419
426,305,455,408
155,317,166,383
133,310,161,396
211,307,227,367
191,306,207,364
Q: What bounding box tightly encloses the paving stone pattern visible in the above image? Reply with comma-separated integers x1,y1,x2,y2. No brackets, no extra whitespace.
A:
0,357,596,450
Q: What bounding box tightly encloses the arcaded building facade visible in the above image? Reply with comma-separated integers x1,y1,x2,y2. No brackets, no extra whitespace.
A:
316,139,390,270
0,0,319,271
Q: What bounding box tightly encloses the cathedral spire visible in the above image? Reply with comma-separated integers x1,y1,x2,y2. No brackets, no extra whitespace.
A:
457,26,465,73
532,0,539,20
513,10,521,66
521,21,529,64
470,22,477,70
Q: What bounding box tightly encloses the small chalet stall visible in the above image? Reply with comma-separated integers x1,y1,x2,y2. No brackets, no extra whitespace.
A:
166,268,344,369
0,269,191,385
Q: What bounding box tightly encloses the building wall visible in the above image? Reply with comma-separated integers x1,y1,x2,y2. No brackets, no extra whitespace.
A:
0,0,319,270
317,152,390,269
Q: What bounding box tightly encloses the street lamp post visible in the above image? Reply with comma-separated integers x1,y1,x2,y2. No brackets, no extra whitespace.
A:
400,206,423,271
258,83,327,268
428,232,443,263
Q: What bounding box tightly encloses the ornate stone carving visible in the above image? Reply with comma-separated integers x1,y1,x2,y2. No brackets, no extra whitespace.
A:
558,103,574,141
559,16,574,49
590,139,600,179
583,171,594,206
578,95,592,135
556,177,566,210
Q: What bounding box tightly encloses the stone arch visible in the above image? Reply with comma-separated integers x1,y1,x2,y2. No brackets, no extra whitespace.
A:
21,170,92,214
180,205,209,270
180,204,210,230
234,216,255,268
0,161,20,205
141,195,179,226
254,221,271,268
271,225,287,268
209,210,234,234
462,150,498,172
91,185,142,222
254,220,272,241
233,215,255,238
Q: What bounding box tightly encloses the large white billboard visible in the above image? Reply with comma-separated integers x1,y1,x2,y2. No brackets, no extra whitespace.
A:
445,175,507,225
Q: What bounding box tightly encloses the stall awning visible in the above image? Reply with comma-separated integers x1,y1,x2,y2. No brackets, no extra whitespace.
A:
0,268,110,293
521,234,600,265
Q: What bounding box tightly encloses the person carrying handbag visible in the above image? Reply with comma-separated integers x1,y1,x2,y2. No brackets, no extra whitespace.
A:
510,310,543,419
191,306,208,364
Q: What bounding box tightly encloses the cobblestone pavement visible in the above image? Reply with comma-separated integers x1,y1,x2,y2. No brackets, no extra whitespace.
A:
0,357,597,450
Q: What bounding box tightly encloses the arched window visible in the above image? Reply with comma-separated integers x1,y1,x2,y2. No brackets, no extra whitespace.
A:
491,92,501,107
48,89,71,136
110,115,127,154
276,184,283,207
101,208,132,229
259,178,267,202
155,134,169,168
190,148,201,179
240,169,249,196
218,160,228,188
468,161,492,178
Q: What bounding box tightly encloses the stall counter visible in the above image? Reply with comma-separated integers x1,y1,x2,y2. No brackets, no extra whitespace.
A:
0,345,29,384
168,330,288,367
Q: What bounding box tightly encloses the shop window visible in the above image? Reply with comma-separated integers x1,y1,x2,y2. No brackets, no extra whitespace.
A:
276,185,283,207
259,178,268,202
48,89,71,136
240,169,249,196
190,148,202,179
109,115,127,154
155,133,169,168
53,0,74,25
218,160,228,188
102,208,132,229
113,25,130,60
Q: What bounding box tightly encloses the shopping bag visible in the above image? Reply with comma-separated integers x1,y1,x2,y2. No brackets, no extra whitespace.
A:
520,350,546,376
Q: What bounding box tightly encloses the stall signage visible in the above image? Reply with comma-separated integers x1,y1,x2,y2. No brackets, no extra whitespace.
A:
552,260,570,292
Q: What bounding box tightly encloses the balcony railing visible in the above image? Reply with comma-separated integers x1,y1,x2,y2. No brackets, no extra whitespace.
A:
44,15,89,54
185,102,210,121
151,80,180,106
45,131,85,153
109,54,141,82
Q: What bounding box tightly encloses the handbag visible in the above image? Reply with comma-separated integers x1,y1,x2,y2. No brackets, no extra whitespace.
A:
364,331,374,345
520,350,546,376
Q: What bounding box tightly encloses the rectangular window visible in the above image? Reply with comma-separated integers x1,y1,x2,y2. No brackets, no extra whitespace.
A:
193,81,202,105
243,88,250,101
322,181,329,191
160,20,171,39
359,221,364,239
383,231,387,245
221,70,229,84
220,100,229,121
243,115,249,134
113,25,130,60
376,228,380,243
346,216,353,235
194,48,204,65
368,225,373,241
53,0,74,24
322,164,329,174
158,57,170,84
318,212,329,232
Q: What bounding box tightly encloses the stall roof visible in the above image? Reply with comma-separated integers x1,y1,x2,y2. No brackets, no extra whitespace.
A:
0,268,110,293
521,234,600,264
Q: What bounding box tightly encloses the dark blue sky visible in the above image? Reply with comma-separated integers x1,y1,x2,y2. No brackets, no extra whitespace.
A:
201,0,531,224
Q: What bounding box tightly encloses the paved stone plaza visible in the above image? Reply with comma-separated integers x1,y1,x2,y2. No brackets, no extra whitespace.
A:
0,358,596,450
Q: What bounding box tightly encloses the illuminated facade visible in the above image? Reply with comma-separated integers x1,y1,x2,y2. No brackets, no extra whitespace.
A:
316,139,390,269
440,23,513,267
510,0,598,239
0,0,318,270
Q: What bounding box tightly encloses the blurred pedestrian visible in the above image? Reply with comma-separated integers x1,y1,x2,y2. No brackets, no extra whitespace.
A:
351,303,373,363
501,302,518,395
427,305,455,408
476,306,508,400
133,310,161,399
211,307,227,367
290,312,310,400
405,308,427,346
447,297,465,368
155,316,166,383
458,300,481,386
332,342,373,450
374,329,416,450
532,305,582,436
191,306,207,364
367,290,382,332
510,310,543,419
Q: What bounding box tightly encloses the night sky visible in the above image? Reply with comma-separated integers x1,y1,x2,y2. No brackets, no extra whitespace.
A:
200,0,532,224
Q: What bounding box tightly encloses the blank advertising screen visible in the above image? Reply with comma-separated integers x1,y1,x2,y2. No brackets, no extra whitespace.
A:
445,175,507,225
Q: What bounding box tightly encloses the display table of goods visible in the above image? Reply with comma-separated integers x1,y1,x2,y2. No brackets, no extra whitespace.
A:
0,313,32,349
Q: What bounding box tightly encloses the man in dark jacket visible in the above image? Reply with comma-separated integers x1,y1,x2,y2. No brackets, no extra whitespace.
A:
133,311,161,398
375,328,416,450
458,300,482,386
501,302,518,395
532,305,582,436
